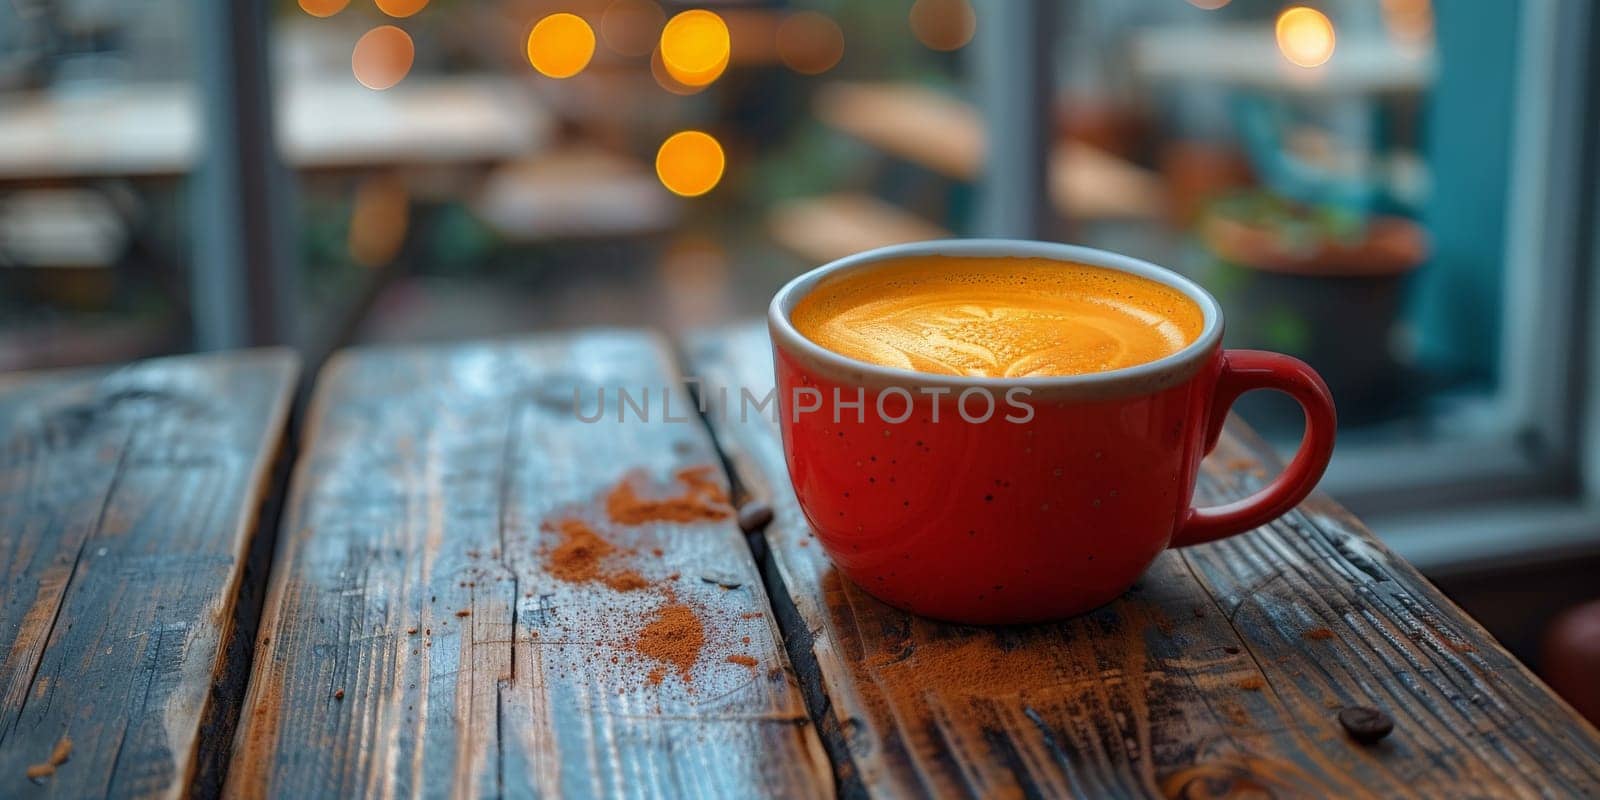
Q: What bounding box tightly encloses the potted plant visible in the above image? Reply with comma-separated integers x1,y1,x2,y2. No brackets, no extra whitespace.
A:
1197,190,1428,428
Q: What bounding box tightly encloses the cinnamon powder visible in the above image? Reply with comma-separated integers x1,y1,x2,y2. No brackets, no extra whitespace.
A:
25,736,71,780
532,467,750,689
634,594,706,682
606,466,731,525
544,518,650,592
865,636,1065,697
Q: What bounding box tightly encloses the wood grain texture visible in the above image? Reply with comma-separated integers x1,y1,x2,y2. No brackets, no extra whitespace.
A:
228,332,831,799
0,349,297,797
687,323,1600,799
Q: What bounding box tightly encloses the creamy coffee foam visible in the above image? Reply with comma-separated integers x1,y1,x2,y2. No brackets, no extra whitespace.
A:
790,256,1204,378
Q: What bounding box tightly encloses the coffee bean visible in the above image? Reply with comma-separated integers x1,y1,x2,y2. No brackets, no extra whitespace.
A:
700,571,743,590
737,501,774,533
1338,706,1393,744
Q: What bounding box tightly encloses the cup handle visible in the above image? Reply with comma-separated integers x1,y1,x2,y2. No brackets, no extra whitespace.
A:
1170,350,1337,548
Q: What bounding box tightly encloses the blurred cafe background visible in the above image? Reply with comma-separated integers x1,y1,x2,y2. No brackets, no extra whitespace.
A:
2,0,1599,717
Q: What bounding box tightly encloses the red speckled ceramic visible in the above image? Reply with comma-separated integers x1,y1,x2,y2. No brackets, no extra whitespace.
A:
769,240,1336,623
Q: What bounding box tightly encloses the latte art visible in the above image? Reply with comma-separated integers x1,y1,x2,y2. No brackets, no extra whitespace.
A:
791,256,1204,378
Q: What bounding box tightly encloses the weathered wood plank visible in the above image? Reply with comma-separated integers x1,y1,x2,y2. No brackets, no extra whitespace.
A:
0,349,298,797
229,332,831,798
687,323,1600,799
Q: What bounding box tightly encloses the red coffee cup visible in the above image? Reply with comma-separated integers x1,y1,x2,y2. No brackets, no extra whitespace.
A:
768,240,1336,623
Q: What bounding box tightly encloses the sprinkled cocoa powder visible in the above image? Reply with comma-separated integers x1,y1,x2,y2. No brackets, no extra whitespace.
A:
634,594,706,681
528,468,755,690
862,635,1071,705
606,466,731,525
544,518,650,592
25,736,71,780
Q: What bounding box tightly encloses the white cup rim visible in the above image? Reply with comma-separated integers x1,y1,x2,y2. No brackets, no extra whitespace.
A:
767,239,1225,398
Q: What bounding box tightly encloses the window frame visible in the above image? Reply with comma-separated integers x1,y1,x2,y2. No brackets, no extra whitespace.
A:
978,0,1600,569
1281,0,1600,569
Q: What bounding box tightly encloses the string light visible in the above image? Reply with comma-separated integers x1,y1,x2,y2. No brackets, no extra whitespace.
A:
352,26,414,90
659,10,730,87
656,131,725,197
651,47,704,95
527,13,597,79
299,0,350,18
375,0,429,18
1276,6,1336,68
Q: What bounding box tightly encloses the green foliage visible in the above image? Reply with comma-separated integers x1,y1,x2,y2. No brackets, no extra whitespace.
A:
1207,189,1368,249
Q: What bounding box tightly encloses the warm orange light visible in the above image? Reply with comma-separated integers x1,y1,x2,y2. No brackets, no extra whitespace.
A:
659,9,730,87
1276,6,1336,68
656,131,725,197
777,12,844,75
375,0,428,17
650,48,704,95
299,0,349,17
352,26,414,91
601,0,665,58
909,0,975,52
527,13,597,79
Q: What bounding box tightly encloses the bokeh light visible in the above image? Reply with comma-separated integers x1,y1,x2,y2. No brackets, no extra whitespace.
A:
651,47,704,95
1276,6,1336,68
1186,0,1231,9
374,0,428,18
909,0,976,52
299,0,350,18
659,9,730,87
527,13,597,79
351,26,414,91
655,131,725,197
601,0,665,58
777,12,844,75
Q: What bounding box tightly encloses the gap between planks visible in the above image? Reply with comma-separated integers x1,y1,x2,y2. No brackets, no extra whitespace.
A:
227,332,834,799
680,322,1600,800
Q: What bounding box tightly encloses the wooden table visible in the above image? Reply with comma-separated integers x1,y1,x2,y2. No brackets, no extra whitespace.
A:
0,78,550,182
2,327,1598,798
813,82,1166,222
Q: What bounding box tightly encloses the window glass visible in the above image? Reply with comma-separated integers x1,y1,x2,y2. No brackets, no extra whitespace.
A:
268,0,974,348
0,0,201,369
1059,0,1511,443
7,0,1525,456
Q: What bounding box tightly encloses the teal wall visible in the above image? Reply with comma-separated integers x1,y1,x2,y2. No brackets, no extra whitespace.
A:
1410,0,1522,386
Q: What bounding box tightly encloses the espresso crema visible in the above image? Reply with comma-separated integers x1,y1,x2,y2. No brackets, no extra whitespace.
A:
790,256,1204,378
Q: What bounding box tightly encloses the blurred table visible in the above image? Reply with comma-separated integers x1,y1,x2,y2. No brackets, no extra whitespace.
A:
1131,25,1435,94
3,329,1599,797
814,81,1166,221
0,77,551,182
